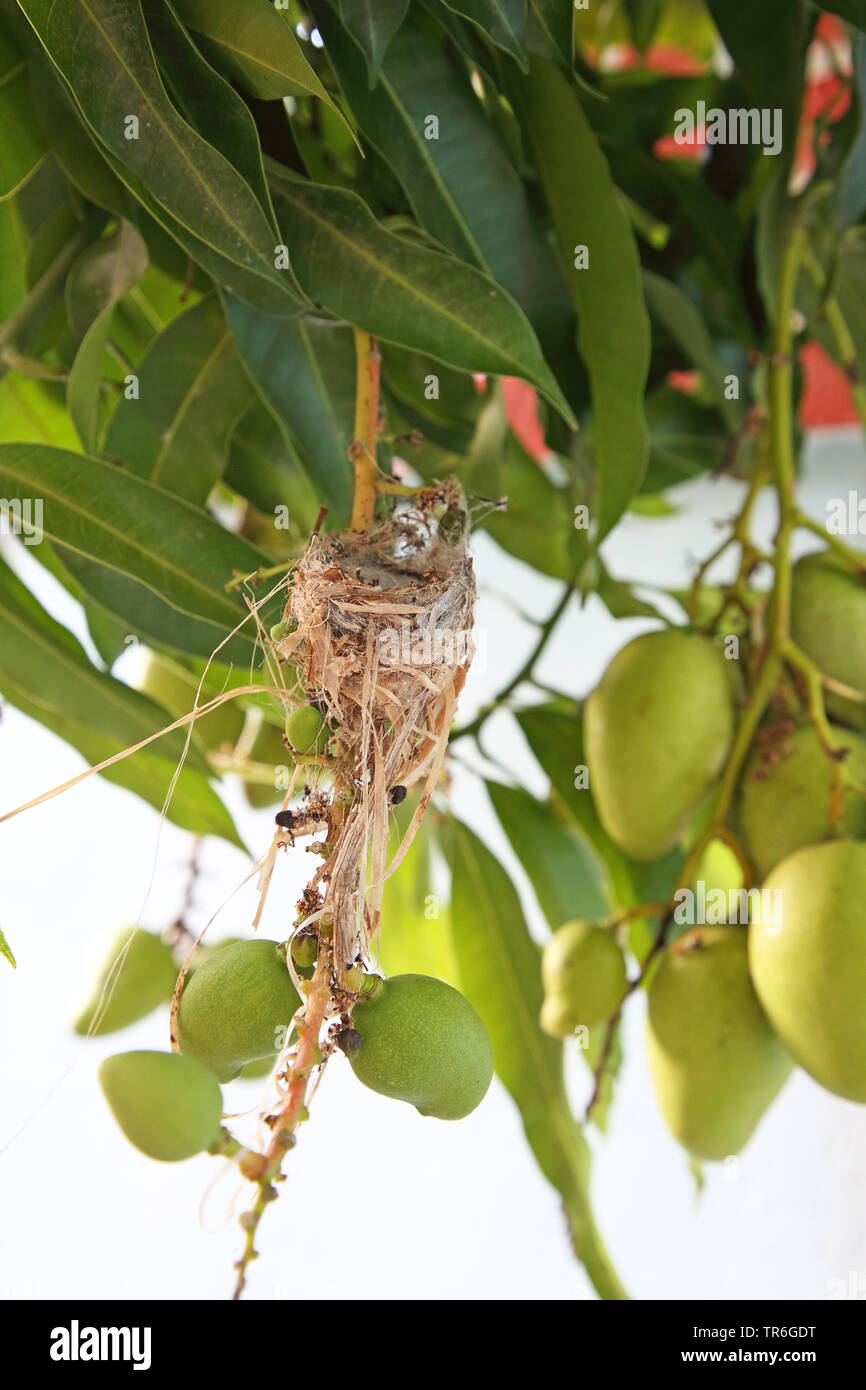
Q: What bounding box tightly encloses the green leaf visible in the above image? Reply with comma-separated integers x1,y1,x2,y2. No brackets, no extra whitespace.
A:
226,399,321,534
338,0,409,84
0,926,15,968
0,373,80,447
469,424,574,579
442,0,528,68
171,0,351,124
143,0,277,228
224,292,355,517
821,2,866,30
444,815,626,1300
705,0,810,142
623,0,663,52
376,804,459,985
487,780,608,927
0,27,47,198
17,0,295,301
322,14,574,377
527,0,572,65
642,270,742,432
514,59,649,536
0,554,207,772
65,221,149,452
104,292,254,506
0,196,28,316
0,443,270,653
268,168,577,426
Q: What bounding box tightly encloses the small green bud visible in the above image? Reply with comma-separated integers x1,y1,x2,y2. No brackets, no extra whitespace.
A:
290,932,318,969
269,618,298,643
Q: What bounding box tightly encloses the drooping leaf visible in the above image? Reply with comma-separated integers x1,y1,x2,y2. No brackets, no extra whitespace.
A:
487,780,608,928
65,221,149,452
0,26,46,198
623,0,663,52
443,815,626,1300
268,168,577,426
104,292,254,506
514,60,649,537
527,0,571,65
376,803,459,985
321,13,575,379
224,292,355,518
226,399,322,535
143,0,277,228
0,443,271,657
642,270,743,432
705,0,810,145
338,0,409,84
17,0,296,301
442,0,528,68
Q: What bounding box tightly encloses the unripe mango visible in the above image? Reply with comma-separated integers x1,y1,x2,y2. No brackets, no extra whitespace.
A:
138,651,244,752
750,841,866,1101
791,553,866,729
348,974,494,1120
74,929,177,1036
177,939,300,1082
584,630,735,861
243,719,291,809
285,704,329,755
738,725,866,878
647,927,791,1160
540,921,626,1036
99,1050,223,1161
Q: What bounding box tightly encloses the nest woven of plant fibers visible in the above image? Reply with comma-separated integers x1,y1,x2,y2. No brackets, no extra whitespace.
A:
278,477,475,972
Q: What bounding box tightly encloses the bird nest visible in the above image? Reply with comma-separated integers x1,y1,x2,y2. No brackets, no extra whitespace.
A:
278,478,475,970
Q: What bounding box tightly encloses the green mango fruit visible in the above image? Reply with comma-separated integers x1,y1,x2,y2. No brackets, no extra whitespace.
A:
791,553,866,729
750,840,866,1101
284,704,329,755
738,725,866,877
138,651,245,752
348,974,494,1120
177,939,300,1082
99,1050,223,1162
540,920,626,1036
243,719,292,809
74,929,177,1036
647,926,791,1160
584,630,735,861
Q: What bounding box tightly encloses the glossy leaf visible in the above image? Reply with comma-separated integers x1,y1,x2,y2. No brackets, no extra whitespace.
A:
338,0,409,84
269,169,577,426
66,221,149,452
442,0,528,68
224,292,355,517
487,780,608,927
104,292,254,505
17,0,294,299
226,399,322,534
514,59,649,537
444,815,626,1300
144,0,276,227
527,0,571,64
322,14,574,375
642,270,742,432
0,26,46,198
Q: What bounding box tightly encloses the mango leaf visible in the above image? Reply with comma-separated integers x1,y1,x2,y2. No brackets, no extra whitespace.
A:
104,292,254,506
376,803,459,985
443,815,626,1300
65,221,149,452
143,0,277,228
17,0,295,301
224,292,354,518
0,927,15,968
442,0,528,68
0,443,271,654
0,26,46,198
487,780,608,927
269,168,577,427
623,0,663,52
0,555,208,773
527,0,571,65
705,0,810,142
0,373,80,447
338,0,409,84
514,59,649,537
171,0,351,129
226,400,322,535
321,14,574,379
469,425,574,579
0,196,28,316
642,270,742,432
822,2,866,30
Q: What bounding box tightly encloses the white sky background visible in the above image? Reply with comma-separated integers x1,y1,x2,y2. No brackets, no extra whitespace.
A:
2,430,866,1302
